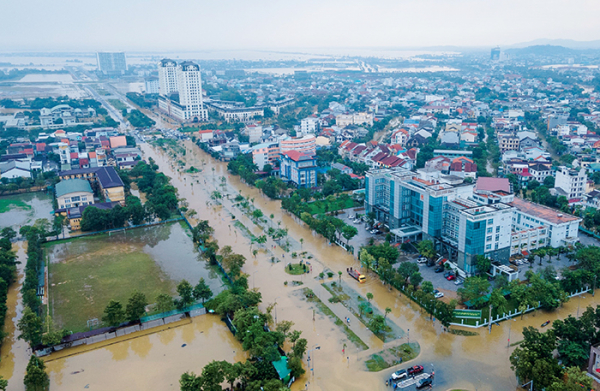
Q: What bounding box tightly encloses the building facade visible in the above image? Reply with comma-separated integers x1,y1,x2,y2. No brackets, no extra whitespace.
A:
96,52,127,75
252,142,280,170
157,59,208,122
55,179,94,209
280,135,316,155
280,151,317,188
555,166,587,199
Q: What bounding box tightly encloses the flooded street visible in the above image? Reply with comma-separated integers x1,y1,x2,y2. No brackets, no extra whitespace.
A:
0,243,31,391
0,141,598,390
132,141,600,391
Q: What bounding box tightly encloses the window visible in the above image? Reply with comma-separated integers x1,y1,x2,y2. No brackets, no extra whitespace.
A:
487,236,492,242
486,244,492,250
496,226,500,233
487,227,493,234
495,234,500,241
488,219,493,224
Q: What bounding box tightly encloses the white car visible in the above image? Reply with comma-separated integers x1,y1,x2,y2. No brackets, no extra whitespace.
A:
454,279,463,286
434,289,444,298
391,369,407,380
417,257,428,264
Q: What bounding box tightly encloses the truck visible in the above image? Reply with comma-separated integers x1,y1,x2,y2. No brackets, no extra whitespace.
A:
347,268,366,283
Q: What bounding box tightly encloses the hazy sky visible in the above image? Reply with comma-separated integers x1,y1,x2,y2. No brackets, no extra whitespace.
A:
2,0,600,52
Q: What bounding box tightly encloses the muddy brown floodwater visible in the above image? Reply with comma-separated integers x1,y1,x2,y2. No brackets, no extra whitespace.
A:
1,141,598,391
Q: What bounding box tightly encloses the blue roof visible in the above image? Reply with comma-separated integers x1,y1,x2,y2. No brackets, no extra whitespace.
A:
55,179,92,198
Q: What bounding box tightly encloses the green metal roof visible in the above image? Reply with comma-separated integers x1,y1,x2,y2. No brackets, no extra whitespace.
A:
272,356,291,382
55,179,93,198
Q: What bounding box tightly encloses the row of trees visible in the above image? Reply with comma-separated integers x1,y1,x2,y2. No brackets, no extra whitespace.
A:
510,306,600,390
0,228,17,349
130,159,180,220
80,196,146,231
101,279,213,327
359,249,456,328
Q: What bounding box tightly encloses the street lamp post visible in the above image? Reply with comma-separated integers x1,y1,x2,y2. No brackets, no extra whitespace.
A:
307,345,320,375
274,297,280,325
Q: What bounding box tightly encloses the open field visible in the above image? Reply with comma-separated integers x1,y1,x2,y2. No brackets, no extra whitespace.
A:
0,192,53,229
46,221,225,332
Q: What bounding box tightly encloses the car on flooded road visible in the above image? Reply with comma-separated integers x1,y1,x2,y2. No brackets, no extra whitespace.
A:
434,289,444,298
390,369,407,380
407,365,424,375
416,377,433,389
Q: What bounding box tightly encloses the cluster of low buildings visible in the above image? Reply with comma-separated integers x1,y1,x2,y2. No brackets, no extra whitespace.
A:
0,128,140,180
0,104,99,130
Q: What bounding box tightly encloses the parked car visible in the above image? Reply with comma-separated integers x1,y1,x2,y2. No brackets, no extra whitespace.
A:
454,279,463,286
446,274,456,281
353,219,361,224
434,266,444,273
408,365,424,375
434,290,444,298
391,369,407,380
348,215,355,220
443,271,453,278
416,377,433,389
417,257,428,264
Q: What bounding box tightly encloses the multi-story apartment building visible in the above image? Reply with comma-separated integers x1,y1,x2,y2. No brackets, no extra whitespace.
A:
555,166,587,199
96,52,127,75
157,60,208,122
280,151,317,188
498,133,520,153
280,135,316,155
529,163,553,184
158,59,179,95
336,112,374,127
247,124,263,143
300,117,320,135
252,142,280,170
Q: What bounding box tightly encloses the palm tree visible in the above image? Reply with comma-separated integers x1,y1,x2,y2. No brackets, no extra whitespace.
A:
384,307,392,319
300,238,304,249
366,292,373,303
338,271,342,283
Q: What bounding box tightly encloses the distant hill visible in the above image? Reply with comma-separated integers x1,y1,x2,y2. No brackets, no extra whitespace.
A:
505,45,577,57
509,39,600,50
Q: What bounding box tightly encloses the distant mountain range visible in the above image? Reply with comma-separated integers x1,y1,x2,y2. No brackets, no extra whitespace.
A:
508,39,600,50
504,45,578,56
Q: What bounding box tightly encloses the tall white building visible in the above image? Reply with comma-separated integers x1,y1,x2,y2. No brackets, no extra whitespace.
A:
157,60,207,122
158,59,179,96
555,166,587,199
300,117,319,136
176,62,206,121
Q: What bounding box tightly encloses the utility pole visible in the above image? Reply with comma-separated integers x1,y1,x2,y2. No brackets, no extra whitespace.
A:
489,304,493,334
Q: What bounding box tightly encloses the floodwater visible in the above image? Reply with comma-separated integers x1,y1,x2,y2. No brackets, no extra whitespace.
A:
0,243,31,391
0,192,53,230
132,141,600,390
1,140,598,390
44,315,246,390
45,221,224,330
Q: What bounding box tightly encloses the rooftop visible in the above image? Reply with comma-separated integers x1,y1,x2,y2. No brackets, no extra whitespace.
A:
55,179,92,198
509,197,581,225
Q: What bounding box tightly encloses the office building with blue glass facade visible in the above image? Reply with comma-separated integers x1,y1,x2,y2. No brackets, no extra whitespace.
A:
365,168,513,274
